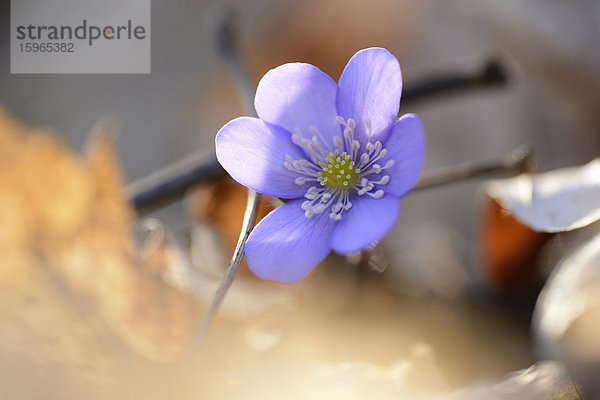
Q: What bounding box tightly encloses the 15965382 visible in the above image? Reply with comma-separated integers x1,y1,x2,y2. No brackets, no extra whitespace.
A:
19,42,74,53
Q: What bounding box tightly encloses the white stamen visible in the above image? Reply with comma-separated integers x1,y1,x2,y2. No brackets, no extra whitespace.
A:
313,203,327,213
364,118,372,134
357,186,371,196
369,190,384,199
334,135,344,149
288,115,396,221
292,133,303,146
348,119,356,130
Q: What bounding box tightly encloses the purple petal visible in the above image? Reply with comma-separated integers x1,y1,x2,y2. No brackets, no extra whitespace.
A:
336,48,402,145
255,63,341,149
216,116,311,198
382,114,426,197
330,195,400,254
245,200,335,284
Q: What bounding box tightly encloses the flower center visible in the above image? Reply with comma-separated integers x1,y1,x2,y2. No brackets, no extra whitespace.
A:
284,116,395,220
318,151,359,190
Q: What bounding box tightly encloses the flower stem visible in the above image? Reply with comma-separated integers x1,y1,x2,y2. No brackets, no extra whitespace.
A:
194,189,260,343
192,10,261,343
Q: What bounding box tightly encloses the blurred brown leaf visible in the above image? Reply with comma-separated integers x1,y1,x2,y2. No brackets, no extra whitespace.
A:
481,198,550,296
0,109,197,391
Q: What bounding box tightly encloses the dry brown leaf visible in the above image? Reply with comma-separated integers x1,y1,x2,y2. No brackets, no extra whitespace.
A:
0,108,198,390
481,198,550,296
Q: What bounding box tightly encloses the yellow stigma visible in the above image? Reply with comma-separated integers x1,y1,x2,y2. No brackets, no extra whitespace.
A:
318,150,359,190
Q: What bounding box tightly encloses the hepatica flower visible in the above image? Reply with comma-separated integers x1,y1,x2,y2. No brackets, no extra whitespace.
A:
216,48,425,284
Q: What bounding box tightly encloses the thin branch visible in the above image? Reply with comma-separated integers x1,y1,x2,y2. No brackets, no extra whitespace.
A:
127,152,222,215
413,145,534,191
127,57,509,216
402,58,507,107
192,11,261,343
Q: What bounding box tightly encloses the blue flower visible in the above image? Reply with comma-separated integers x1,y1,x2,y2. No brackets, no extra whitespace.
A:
216,48,425,284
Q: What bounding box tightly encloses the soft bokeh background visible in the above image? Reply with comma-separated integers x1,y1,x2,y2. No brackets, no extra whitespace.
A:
2,0,599,250
0,0,598,399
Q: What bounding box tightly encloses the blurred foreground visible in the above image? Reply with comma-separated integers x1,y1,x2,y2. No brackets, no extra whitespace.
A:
0,109,595,399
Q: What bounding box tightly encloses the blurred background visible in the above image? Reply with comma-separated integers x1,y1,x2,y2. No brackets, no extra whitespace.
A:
0,0,599,399
2,0,599,231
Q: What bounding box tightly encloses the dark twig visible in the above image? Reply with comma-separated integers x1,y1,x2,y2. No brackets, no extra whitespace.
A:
192,11,261,344
413,145,534,191
127,58,509,215
127,152,222,215
402,58,507,106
